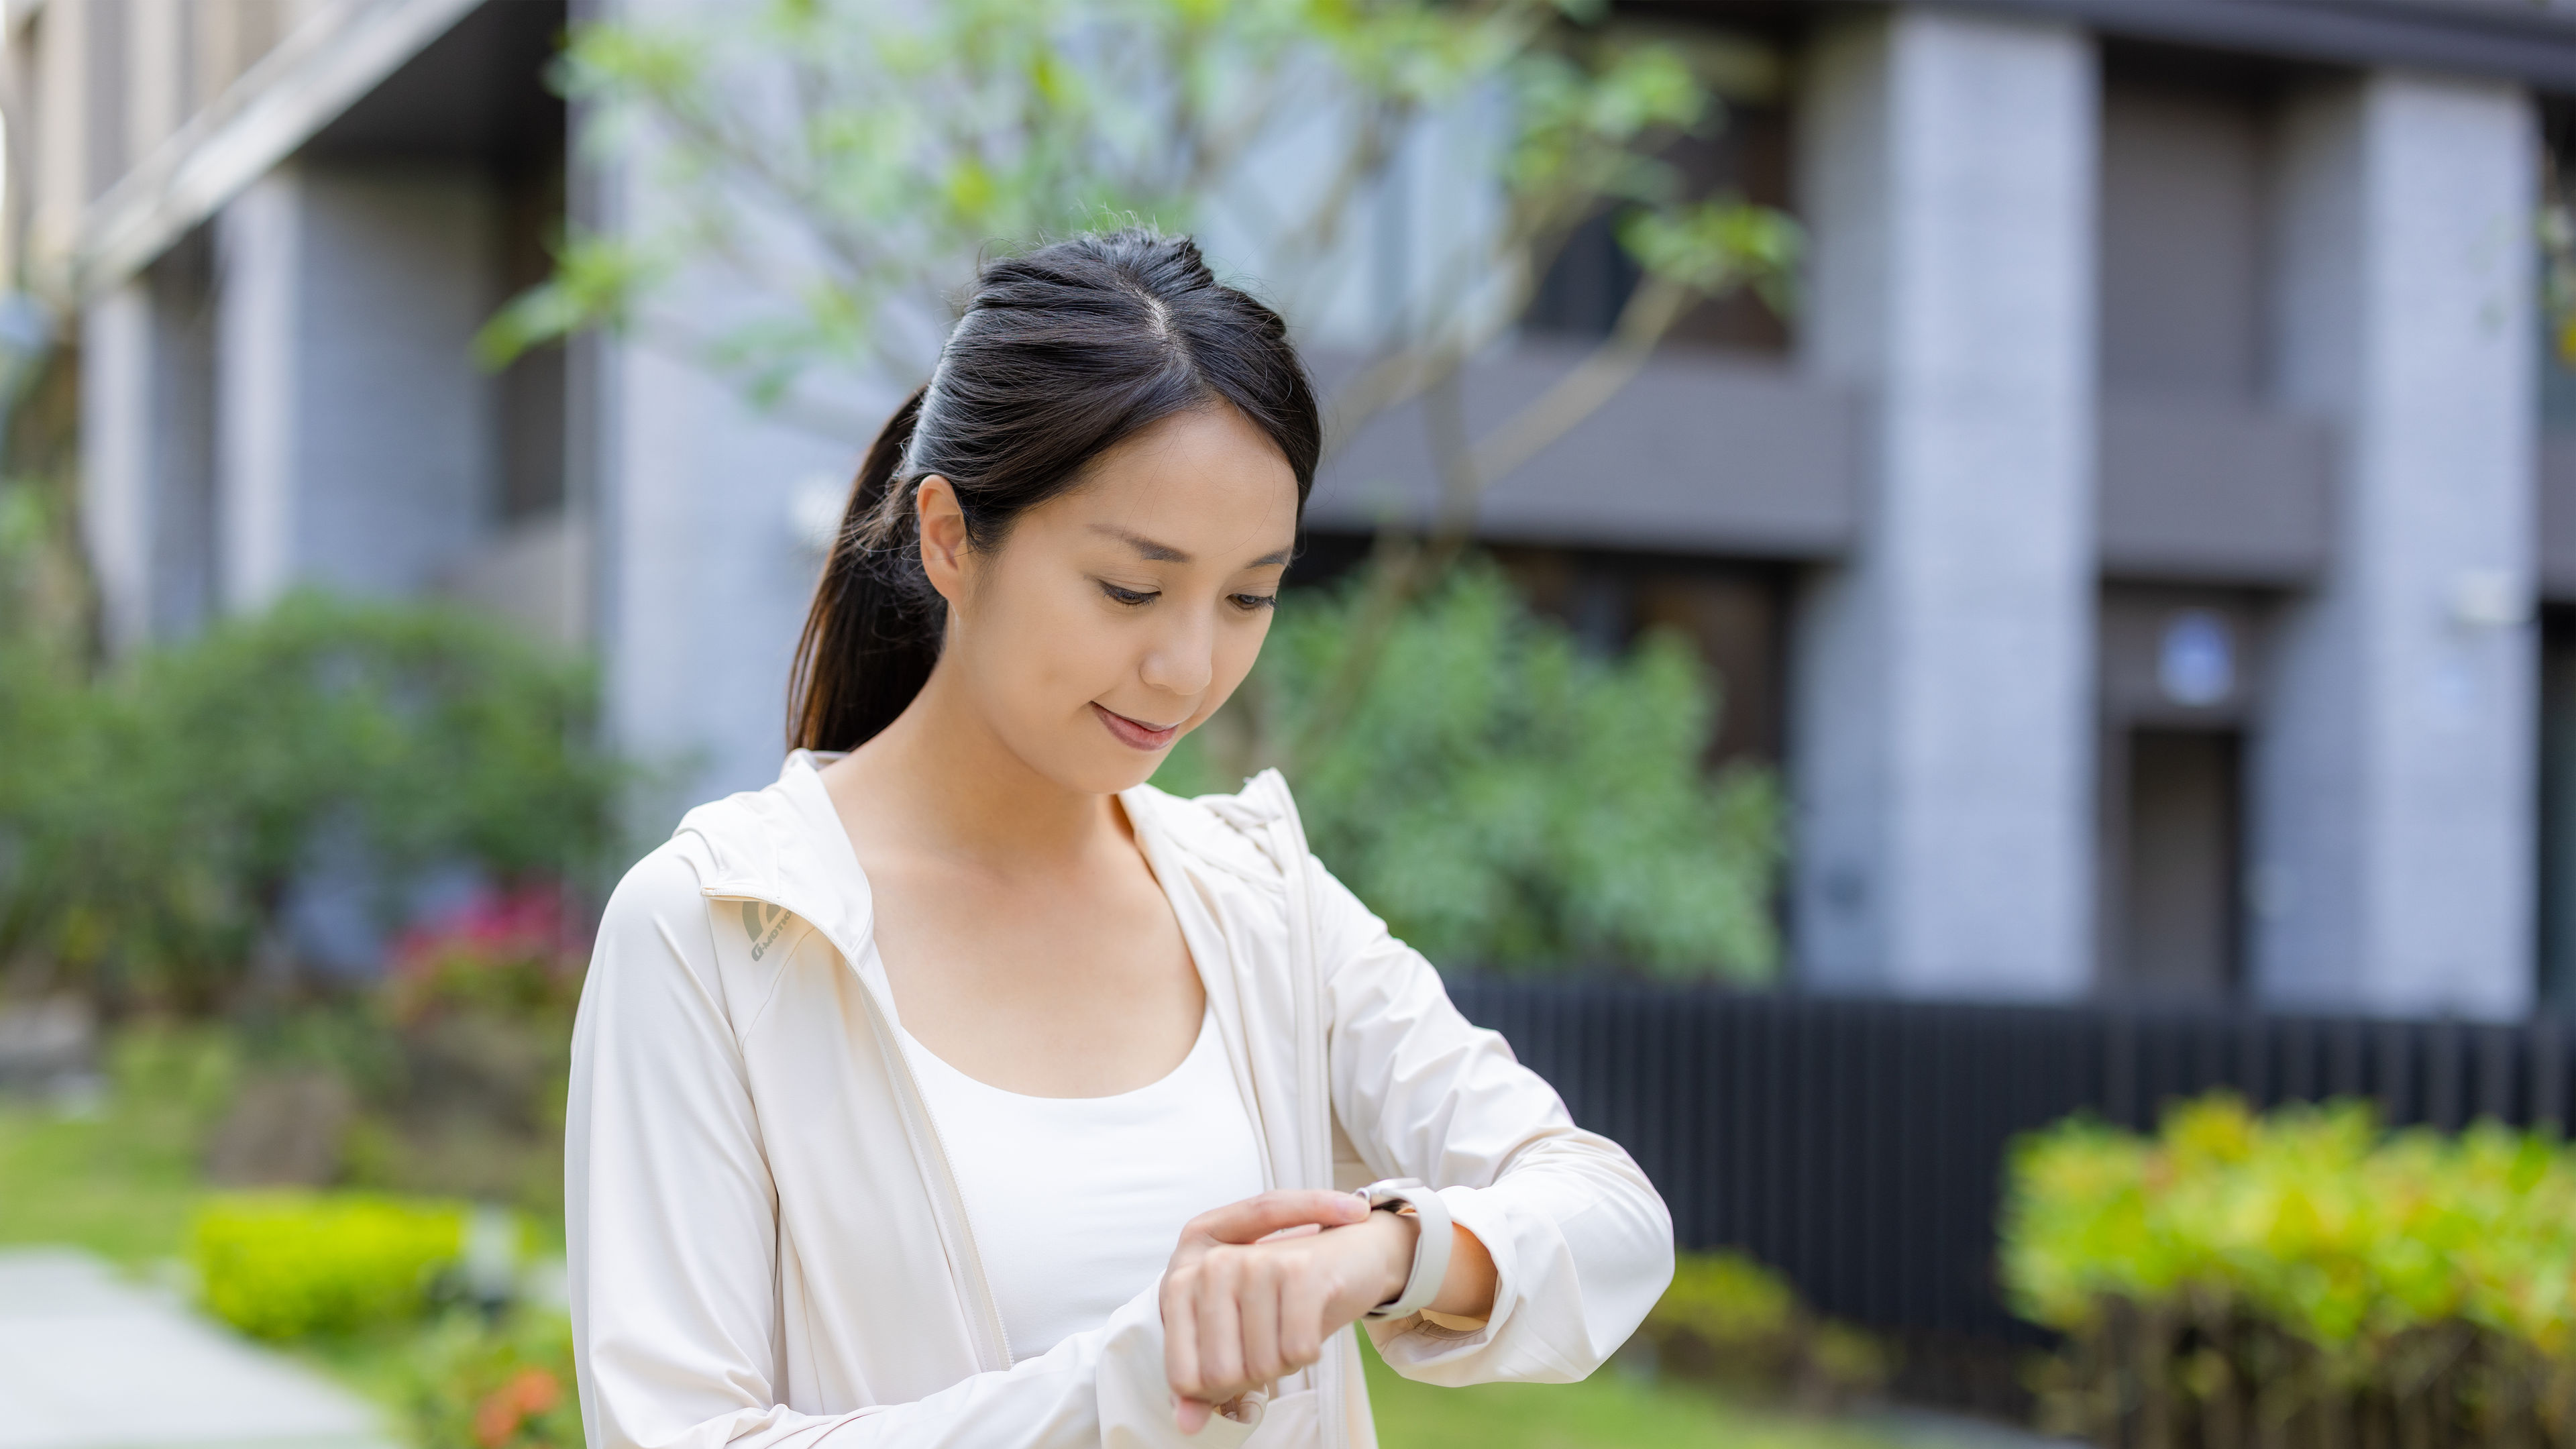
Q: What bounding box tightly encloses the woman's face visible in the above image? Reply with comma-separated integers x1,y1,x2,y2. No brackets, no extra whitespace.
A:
916,405,1301,796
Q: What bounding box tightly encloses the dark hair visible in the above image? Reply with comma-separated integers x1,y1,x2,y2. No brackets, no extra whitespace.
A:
787,230,1321,753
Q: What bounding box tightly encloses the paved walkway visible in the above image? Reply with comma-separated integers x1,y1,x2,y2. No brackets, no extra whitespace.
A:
0,1248,393,1449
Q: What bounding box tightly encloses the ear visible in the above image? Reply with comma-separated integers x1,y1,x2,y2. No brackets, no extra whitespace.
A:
916,476,970,607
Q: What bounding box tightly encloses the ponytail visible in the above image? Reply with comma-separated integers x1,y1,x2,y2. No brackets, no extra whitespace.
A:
786,384,938,752
784,229,1321,757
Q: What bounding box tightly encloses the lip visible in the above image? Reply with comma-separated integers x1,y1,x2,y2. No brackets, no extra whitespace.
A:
1091,702,1183,752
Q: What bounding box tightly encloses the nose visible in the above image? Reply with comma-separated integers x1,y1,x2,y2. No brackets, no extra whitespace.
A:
1138,604,1216,701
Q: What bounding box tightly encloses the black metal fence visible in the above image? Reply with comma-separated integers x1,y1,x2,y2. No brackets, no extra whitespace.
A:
1444,982,2576,1341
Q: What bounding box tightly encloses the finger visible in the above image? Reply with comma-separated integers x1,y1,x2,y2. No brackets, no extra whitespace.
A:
1195,1254,1248,1397
1188,1190,1370,1247
1165,1273,1203,1401
1174,1396,1212,1434
1281,1261,1330,1371
1239,1260,1283,1385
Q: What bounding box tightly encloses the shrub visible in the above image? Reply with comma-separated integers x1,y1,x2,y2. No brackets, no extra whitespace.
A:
395,1308,583,1449
0,592,625,1009
1641,1250,1889,1410
191,1191,468,1339
2002,1093,2576,1448
345,888,588,1222
1155,559,1782,979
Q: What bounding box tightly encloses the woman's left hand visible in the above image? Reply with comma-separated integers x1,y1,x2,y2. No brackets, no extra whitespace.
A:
1159,1190,1415,1432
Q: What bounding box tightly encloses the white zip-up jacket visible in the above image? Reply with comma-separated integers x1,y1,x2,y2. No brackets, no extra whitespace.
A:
566,753,1674,1449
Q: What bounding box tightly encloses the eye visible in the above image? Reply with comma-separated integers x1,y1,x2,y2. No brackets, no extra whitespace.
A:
1098,581,1158,607
1232,592,1279,612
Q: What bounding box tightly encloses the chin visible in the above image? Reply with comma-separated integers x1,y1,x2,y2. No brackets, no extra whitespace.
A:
1038,743,1171,798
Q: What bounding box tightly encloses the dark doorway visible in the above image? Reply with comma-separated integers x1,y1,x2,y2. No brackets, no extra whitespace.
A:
2538,608,2576,1007
2114,729,2241,998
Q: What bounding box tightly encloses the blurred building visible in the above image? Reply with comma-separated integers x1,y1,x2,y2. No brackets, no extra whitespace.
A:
11,0,2576,1016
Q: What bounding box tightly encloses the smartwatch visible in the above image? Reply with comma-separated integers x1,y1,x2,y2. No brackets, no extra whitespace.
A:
1354,1177,1453,1320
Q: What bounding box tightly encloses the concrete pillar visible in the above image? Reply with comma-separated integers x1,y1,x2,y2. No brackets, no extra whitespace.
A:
2249,74,2538,1020
82,282,157,651
28,0,97,283
80,241,216,651
596,297,861,808
125,0,189,163
213,160,497,611
1788,10,2098,997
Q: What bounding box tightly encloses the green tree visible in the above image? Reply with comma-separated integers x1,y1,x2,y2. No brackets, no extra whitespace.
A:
1157,560,1780,980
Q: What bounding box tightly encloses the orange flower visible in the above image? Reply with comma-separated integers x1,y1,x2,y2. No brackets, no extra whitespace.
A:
473,1368,560,1448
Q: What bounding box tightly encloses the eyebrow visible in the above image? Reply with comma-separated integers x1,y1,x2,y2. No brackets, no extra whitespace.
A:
1091,524,1291,569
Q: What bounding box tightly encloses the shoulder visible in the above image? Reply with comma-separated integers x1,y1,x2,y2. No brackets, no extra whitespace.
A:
602,835,714,920
594,835,724,968
595,824,762,1005
1125,769,1305,887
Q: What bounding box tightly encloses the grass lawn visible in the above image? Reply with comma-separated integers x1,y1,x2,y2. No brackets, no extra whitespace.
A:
0,1060,212,1265
1360,1336,1909,1449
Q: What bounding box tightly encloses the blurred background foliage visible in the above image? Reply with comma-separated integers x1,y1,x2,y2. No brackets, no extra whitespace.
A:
0,591,623,1012
1639,1250,1889,1411
490,0,1799,412
1158,558,1782,980
2004,1093,2576,1448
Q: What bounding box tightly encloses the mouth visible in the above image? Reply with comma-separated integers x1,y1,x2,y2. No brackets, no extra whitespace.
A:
1091,702,1183,752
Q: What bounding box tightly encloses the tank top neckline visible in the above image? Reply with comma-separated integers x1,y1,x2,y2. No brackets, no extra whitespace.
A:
897,1007,1220,1105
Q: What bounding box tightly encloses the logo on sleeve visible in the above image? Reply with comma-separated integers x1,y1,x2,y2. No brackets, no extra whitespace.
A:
741,901,792,961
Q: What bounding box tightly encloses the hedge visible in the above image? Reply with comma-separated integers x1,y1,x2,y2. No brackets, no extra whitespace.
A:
2002,1093,2576,1448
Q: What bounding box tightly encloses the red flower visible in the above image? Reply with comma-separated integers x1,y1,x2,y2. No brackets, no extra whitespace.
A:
385,885,588,1021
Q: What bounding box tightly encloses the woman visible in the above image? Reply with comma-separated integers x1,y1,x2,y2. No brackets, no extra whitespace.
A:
566,230,1673,1449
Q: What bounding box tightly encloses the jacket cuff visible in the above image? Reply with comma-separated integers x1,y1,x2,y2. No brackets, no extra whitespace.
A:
1363,1187,1529,1378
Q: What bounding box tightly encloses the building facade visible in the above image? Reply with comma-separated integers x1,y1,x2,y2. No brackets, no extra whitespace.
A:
15,0,2576,1014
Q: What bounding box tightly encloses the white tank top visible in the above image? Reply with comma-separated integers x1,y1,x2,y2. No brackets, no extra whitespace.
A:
898,1010,1270,1362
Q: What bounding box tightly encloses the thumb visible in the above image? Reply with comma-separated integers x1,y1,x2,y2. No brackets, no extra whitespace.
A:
1185,1189,1368,1248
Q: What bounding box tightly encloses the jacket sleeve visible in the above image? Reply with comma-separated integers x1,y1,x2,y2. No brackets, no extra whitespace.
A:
1312,860,1676,1387
566,847,1255,1449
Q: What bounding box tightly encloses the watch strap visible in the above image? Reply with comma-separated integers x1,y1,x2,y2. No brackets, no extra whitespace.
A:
1356,1178,1453,1320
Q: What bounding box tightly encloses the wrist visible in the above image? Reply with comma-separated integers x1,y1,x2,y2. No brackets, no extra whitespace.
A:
1351,1178,1454,1320
1362,1206,1419,1305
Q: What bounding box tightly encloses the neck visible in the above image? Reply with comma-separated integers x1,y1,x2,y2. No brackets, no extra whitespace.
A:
844,659,1125,869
